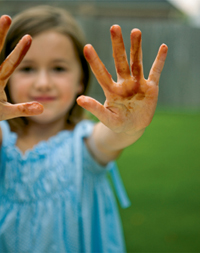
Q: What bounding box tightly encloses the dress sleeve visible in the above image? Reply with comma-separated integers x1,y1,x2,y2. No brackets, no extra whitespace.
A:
0,121,10,176
0,121,10,147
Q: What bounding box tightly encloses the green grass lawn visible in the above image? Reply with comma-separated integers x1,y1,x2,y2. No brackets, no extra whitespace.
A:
116,110,200,252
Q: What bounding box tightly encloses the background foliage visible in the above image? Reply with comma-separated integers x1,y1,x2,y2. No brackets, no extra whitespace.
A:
117,110,200,252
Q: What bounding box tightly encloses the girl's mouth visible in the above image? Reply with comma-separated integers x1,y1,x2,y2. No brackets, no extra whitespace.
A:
31,96,56,102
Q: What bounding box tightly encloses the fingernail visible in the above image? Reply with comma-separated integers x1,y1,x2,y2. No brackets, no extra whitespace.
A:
0,15,12,26
162,44,168,53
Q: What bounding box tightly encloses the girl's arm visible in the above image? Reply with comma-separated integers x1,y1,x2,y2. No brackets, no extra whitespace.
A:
85,123,145,164
77,25,168,165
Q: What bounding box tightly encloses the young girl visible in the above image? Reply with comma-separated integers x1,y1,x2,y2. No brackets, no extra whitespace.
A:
0,5,168,253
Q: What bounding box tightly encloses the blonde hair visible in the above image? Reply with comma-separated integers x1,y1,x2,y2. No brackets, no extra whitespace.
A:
0,5,90,131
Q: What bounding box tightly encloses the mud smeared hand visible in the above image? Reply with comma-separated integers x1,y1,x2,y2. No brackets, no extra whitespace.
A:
0,15,43,121
77,25,168,135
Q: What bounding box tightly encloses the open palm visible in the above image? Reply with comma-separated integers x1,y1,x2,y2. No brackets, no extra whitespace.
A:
0,15,43,121
77,25,168,135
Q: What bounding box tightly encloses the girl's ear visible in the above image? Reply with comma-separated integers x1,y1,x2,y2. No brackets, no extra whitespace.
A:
77,82,84,95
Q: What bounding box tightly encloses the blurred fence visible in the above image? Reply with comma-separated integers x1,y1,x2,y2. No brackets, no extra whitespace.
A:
1,2,200,109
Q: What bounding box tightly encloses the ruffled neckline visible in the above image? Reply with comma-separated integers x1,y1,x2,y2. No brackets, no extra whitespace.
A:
6,128,73,160
1,119,93,160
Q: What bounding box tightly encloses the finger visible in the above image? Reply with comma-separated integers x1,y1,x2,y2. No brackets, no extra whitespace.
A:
0,34,32,85
0,15,12,52
77,95,109,125
130,28,144,79
148,44,168,85
110,25,130,79
84,44,113,93
1,102,43,121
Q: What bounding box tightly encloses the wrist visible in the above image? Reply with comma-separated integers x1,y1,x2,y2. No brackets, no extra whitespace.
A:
123,127,146,137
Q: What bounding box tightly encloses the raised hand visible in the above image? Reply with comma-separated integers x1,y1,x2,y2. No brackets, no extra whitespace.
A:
77,25,168,135
0,15,43,121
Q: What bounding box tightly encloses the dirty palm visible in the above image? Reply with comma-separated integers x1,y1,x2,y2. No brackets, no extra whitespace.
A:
78,25,168,135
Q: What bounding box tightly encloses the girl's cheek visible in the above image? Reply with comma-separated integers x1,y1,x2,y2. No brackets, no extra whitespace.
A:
9,82,29,103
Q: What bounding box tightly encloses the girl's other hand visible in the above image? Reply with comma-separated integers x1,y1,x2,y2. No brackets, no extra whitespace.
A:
77,25,168,135
0,15,43,121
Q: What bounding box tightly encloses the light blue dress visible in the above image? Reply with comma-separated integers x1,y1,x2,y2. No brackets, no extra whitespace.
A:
0,120,130,253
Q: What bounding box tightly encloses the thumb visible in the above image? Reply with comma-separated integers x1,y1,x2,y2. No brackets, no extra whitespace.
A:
77,95,109,124
0,102,43,121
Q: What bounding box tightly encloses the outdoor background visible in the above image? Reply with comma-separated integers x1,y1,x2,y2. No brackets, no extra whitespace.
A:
0,0,200,252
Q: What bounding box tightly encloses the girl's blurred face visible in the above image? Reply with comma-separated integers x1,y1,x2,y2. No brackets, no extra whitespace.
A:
9,31,83,125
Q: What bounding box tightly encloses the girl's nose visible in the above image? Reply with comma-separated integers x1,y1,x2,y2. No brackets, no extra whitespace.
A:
34,70,53,91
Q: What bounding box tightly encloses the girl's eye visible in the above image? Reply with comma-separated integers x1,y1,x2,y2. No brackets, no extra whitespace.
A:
53,66,67,72
19,67,34,73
